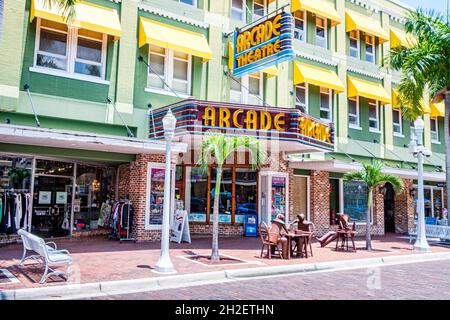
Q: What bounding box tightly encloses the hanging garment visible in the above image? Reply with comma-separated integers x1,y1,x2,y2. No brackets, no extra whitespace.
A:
23,193,31,230
0,196,2,225
61,209,70,230
14,193,22,230
98,202,111,227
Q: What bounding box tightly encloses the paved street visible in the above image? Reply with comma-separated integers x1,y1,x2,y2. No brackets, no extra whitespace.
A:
90,259,450,300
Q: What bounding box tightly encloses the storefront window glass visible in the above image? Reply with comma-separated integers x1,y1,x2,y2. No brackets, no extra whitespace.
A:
343,181,368,223
235,168,257,224
413,185,445,219
36,159,73,176
148,168,165,225
210,168,232,223
271,176,287,221
189,167,207,222
0,156,32,190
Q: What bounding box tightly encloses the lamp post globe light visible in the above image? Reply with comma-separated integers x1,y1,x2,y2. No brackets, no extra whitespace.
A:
155,109,177,273
409,117,431,252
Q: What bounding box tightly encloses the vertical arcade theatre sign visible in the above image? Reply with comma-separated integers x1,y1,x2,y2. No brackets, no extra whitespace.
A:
231,10,294,77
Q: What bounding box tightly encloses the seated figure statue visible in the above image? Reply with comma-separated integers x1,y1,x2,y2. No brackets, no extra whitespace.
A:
316,212,350,247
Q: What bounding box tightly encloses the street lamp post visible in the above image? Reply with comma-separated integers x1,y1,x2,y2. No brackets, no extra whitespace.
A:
155,109,177,273
409,117,431,252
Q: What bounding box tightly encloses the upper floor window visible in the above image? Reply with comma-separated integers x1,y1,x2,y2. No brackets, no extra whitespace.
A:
349,30,359,59
230,72,263,105
348,97,359,128
295,84,308,113
179,0,197,6
392,108,403,136
231,0,245,21
253,0,266,21
294,11,306,42
315,17,327,48
365,35,375,63
319,87,332,121
410,121,417,141
368,99,380,132
147,45,191,95
430,117,439,143
34,18,107,80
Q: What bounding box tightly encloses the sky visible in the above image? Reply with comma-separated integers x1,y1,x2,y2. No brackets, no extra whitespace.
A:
398,0,449,14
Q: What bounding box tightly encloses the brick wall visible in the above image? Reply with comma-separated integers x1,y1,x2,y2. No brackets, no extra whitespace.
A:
190,223,244,236
310,171,331,236
394,179,415,233
353,186,385,236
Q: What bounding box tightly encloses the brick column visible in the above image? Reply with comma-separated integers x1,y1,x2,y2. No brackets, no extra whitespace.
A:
353,186,385,236
394,179,415,233
310,171,330,236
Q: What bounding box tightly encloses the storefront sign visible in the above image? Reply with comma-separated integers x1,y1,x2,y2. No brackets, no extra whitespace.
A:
151,99,335,152
231,11,294,77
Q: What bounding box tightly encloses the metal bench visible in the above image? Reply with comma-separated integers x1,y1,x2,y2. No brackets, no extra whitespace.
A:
17,229,73,284
409,224,450,243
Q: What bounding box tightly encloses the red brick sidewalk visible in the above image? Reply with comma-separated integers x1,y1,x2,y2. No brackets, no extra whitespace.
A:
1,233,448,291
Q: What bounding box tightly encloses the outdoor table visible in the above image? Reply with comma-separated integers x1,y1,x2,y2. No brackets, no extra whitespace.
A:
285,231,311,259
335,229,356,252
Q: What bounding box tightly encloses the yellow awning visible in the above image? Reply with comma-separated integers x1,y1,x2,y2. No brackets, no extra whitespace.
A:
390,28,416,48
347,77,391,104
345,10,389,43
139,17,213,62
228,42,277,77
393,89,432,114
291,0,342,26
30,0,122,39
430,101,445,118
294,62,345,93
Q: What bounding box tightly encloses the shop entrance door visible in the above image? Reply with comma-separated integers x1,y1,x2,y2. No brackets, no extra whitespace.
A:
384,183,395,233
32,175,73,238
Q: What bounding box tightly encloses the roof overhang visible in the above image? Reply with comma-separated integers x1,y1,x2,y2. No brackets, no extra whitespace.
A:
289,159,445,182
149,99,335,154
0,124,187,155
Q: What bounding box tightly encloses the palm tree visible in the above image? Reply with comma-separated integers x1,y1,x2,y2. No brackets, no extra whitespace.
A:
388,8,450,221
198,133,267,261
44,0,77,22
344,161,404,251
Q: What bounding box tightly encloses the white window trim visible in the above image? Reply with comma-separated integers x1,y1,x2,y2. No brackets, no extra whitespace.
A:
315,16,327,49
365,34,375,64
369,100,381,133
319,87,332,122
293,10,307,42
252,0,267,21
33,18,107,82
431,117,440,144
295,83,309,113
145,162,176,230
349,30,360,59
231,0,245,21
147,46,192,96
393,108,404,137
348,97,361,129
230,72,263,105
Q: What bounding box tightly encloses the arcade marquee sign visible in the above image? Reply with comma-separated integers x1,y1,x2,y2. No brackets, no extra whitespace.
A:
230,10,294,77
151,99,335,152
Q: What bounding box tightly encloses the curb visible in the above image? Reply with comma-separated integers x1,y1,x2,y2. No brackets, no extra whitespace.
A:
3,251,450,300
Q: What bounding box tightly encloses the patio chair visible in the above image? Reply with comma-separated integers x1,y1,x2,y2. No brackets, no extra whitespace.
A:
259,222,284,259
336,214,356,251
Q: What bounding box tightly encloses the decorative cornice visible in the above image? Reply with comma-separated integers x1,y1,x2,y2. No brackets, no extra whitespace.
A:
294,51,338,67
137,3,209,29
346,0,379,13
346,66,385,80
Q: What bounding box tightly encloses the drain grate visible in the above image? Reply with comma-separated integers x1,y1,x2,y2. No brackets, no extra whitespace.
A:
0,269,20,284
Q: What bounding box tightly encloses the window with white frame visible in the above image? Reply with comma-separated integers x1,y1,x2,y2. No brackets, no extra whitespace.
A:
294,10,306,41
349,30,359,59
231,0,245,21
253,0,266,21
179,0,197,6
319,87,332,121
230,72,263,105
365,35,375,63
410,121,417,141
295,84,308,113
348,97,359,128
430,117,439,142
34,18,107,80
147,45,191,95
368,99,379,131
315,17,327,48
392,108,403,135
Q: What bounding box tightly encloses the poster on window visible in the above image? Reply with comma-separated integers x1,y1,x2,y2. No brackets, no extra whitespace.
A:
56,192,67,204
170,210,191,244
38,191,51,204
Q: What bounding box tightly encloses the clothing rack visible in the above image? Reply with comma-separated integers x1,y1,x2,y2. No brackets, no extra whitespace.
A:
108,197,135,243
119,198,135,243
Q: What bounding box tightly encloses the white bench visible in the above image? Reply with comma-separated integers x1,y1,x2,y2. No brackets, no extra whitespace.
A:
17,229,73,284
409,224,450,243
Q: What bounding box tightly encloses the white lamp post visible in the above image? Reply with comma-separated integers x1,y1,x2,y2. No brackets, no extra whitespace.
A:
409,117,431,252
155,109,177,273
